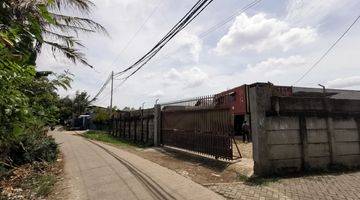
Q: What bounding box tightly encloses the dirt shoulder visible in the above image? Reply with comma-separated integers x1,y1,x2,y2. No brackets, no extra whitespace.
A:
0,154,65,200
80,131,242,185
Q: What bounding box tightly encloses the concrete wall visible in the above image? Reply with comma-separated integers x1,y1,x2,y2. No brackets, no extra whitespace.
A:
250,84,360,176
266,116,360,173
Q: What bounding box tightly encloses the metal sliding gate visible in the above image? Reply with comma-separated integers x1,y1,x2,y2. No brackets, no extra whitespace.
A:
160,96,235,160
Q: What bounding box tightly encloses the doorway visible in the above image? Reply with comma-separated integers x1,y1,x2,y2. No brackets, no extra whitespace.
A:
234,115,244,136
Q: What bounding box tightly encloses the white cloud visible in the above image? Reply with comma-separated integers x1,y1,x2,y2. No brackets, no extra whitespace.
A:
327,76,360,88
246,55,306,77
286,0,357,25
163,67,209,88
155,31,203,64
142,72,156,80
174,31,202,62
214,13,317,54
35,0,360,108
148,90,165,98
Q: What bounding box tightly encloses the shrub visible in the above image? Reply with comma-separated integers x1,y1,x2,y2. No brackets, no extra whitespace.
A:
7,129,58,166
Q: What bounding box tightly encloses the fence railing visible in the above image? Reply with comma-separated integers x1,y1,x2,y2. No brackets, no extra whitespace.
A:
110,109,155,145
160,95,236,160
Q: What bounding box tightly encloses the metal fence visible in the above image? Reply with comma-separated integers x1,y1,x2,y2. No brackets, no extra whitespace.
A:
111,109,154,145
160,95,235,160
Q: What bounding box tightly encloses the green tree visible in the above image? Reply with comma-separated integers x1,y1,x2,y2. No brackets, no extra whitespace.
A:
73,91,90,116
58,96,73,124
0,0,105,169
0,0,107,67
26,71,73,126
58,91,90,123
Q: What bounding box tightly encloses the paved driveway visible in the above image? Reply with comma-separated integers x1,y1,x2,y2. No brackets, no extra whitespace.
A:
52,131,224,200
207,171,360,200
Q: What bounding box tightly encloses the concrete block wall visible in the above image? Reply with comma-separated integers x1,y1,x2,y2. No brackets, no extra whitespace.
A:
333,118,360,165
250,84,360,176
266,116,302,172
265,116,360,173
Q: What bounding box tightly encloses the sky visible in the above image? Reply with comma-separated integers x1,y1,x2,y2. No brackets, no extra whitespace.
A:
36,0,360,109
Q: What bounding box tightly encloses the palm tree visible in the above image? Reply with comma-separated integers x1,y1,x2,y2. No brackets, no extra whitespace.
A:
0,0,107,67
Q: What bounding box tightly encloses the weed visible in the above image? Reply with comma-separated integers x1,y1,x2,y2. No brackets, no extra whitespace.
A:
30,174,57,196
237,174,280,186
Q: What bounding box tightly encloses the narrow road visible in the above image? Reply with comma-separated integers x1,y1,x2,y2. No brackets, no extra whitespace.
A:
52,131,225,200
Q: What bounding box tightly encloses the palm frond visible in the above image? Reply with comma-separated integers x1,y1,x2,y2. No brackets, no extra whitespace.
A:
50,13,108,35
49,0,95,13
44,40,93,68
46,23,96,34
43,30,85,47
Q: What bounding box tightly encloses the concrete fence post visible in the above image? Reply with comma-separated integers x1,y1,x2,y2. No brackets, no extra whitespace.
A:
299,115,310,170
326,117,337,165
154,104,161,146
323,99,337,165
249,85,272,176
355,118,360,157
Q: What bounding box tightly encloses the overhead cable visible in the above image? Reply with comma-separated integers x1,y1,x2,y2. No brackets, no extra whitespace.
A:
113,0,214,78
293,14,360,85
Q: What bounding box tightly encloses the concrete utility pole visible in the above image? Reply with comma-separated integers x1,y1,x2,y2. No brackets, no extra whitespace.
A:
109,71,114,117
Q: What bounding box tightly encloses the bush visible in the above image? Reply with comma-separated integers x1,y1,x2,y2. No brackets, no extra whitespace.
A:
7,130,58,166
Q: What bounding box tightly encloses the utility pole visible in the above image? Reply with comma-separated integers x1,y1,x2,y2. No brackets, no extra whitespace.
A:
109,71,114,117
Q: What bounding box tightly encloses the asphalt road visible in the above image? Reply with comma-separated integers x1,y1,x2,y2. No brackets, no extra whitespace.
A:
51,131,225,200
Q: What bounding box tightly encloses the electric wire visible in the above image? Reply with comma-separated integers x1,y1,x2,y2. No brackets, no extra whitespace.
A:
109,0,164,68
149,0,263,65
89,74,112,103
92,0,259,106
92,0,213,104
199,0,263,38
293,14,360,85
113,0,214,78
90,0,164,103
108,0,260,106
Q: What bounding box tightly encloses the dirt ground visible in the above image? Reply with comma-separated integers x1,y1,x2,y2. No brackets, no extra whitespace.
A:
136,147,239,184
47,153,70,200
233,137,253,159
105,139,254,185
0,154,65,200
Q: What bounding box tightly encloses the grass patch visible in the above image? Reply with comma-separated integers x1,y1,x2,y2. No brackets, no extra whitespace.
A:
0,160,63,199
26,174,57,196
237,174,280,186
83,130,148,148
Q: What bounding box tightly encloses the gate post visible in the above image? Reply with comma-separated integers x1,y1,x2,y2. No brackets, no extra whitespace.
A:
154,104,161,146
249,84,272,176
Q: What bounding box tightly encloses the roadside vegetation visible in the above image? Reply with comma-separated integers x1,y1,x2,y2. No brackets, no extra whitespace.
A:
0,0,106,198
0,160,63,199
82,130,149,148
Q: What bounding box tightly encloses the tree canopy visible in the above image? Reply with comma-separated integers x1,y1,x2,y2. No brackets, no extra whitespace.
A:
0,0,107,67
0,0,105,170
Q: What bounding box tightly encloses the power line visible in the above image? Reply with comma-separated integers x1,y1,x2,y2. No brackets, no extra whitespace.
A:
113,0,214,78
89,1,164,103
99,0,213,107
109,0,164,67
89,74,112,103
110,0,262,103
293,14,360,85
93,0,258,106
199,0,263,38
148,0,263,65
95,78,126,106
